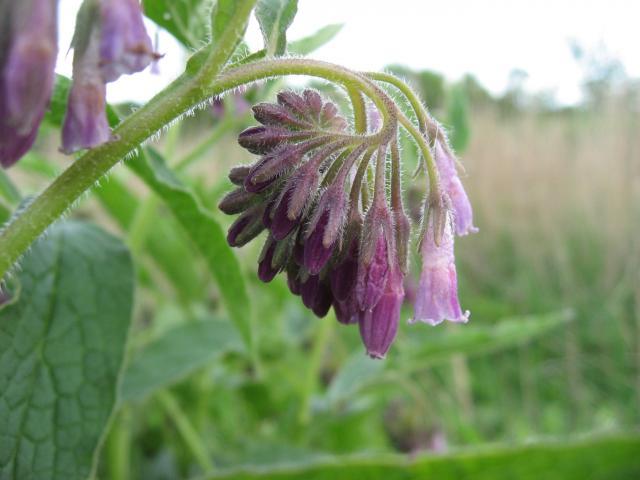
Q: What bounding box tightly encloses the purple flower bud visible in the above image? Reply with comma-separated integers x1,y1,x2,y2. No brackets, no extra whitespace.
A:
253,103,313,130
434,140,478,236
359,268,404,359
300,275,333,318
227,205,265,247
333,298,360,325
228,164,251,185
258,236,279,283
269,184,300,241
0,0,58,167
412,219,469,325
304,183,348,275
244,144,305,192
238,125,311,155
355,231,389,311
99,0,157,82
218,187,259,215
303,89,323,120
276,91,310,120
287,263,302,295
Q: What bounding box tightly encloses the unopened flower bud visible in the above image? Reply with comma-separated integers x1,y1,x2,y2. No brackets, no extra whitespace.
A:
238,125,310,155
300,275,333,318
228,165,251,186
303,182,349,274
258,236,278,283
359,268,404,359
253,103,313,131
218,187,260,215
227,205,265,247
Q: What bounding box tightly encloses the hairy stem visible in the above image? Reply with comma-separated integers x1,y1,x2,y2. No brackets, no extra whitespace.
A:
0,57,403,277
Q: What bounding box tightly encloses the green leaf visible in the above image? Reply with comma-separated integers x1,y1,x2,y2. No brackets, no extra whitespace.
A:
120,317,243,403
143,0,212,48
0,221,134,480
128,148,252,348
288,24,343,56
399,310,574,367
201,433,640,479
325,354,384,406
255,0,298,56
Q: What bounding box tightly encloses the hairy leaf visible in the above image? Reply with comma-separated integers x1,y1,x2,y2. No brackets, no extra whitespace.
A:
143,0,212,48
121,317,243,402
201,434,640,480
288,24,343,56
255,0,298,56
128,149,252,347
0,221,134,480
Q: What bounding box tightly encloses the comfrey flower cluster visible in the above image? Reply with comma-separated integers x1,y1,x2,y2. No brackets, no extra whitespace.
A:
221,89,478,358
0,0,158,167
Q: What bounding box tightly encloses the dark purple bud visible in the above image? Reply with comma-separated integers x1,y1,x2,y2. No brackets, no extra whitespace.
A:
304,181,349,275
227,205,265,247
359,268,404,359
300,275,333,318
333,298,360,325
302,89,323,120
286,263,302,295
238,125,311,155
270,184,300,240
244,144,305,192
319,102,347,131
99,0,158,82
271,231,296,272
258,237,278,283
330,235,359,302
304,211,334,275
276,91,310,120
252,103,313,130
0,0,58,167
218,187,259,215
355,230,390,312
262,196,276,229
228,165,251,185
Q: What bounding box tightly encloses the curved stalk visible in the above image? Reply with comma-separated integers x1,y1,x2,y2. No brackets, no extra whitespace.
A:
0,58,402,277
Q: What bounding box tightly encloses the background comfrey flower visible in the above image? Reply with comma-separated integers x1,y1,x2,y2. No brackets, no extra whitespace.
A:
222,85,478,359
62,0,158,153
0,0,59,168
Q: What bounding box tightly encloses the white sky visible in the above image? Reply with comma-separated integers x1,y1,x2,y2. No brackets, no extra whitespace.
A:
56,0,640,105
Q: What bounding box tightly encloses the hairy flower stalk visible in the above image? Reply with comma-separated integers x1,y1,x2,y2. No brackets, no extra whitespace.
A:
223,79,477,358
0,0,59,167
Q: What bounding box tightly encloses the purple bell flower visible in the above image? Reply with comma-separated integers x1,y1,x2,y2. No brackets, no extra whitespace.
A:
99,0,157,82
412,218,469,325
434,140,478,236
0,0,58,167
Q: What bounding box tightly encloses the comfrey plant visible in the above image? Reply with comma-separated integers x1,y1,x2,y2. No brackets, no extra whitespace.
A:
0,0,475,360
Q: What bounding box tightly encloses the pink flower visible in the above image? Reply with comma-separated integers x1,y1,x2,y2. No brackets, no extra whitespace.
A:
412,219,469,325
434,140,478,236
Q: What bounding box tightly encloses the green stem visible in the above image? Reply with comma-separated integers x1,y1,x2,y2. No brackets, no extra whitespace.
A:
157,391,214,473
0,57,400,277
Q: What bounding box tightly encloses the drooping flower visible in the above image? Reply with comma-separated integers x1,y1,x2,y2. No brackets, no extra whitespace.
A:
0,0,59,167
434,139,478,236
62,0,158,153
412,217,469,325
99,0,158,82
223,88,475,359
62,5,112,153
